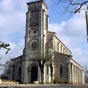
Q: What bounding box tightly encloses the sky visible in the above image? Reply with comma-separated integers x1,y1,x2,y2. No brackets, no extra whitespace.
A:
0,0,88,69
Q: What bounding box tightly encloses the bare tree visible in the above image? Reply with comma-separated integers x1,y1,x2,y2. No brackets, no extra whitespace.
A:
57,0,88,42
58,0,88,13
0,41,10,54
0,41,10,72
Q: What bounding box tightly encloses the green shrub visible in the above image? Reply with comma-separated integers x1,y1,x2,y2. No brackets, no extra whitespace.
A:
53,77,59,84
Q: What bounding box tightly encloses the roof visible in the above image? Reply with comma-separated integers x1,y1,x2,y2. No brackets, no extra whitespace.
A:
47,31,55,39
55,52,72,58
27,0,48,9
54,34,72,54
47,31,55,34
70,58,83,70
11,55,23,61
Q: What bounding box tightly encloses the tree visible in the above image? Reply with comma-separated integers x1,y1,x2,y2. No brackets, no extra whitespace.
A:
58,0,88,13
58,0,88,42
0,41,10,75
0,41,10,54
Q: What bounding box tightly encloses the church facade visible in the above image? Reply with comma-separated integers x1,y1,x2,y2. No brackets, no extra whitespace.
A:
4,0,84,84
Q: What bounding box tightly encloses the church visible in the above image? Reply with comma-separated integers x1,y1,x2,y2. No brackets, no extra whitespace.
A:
3,0,84,84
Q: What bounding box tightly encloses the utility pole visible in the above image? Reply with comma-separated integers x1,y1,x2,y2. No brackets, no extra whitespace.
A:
85,7,88,43
77,6,88,43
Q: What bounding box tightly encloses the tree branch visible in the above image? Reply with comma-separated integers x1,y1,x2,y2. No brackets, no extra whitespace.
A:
0,41,10,54
68,0,81,5
74,1,88,13
68,0,88,13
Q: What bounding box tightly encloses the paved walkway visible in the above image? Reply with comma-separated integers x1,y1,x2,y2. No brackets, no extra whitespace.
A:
0,84,88,88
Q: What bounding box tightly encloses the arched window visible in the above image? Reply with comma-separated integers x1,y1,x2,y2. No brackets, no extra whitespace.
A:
28,39,39,50
60,64,63,77
18,66,21,83
18,66,21,77
31,41,38,50
57,42,59,52
60,45,62,53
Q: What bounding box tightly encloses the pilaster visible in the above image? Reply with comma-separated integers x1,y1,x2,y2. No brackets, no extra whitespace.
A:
68,63,71,83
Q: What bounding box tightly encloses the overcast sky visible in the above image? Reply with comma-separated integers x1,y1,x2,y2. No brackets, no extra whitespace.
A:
0,0,88,68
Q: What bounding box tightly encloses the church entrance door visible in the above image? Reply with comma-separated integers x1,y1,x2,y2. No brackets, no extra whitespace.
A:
31,65,38,83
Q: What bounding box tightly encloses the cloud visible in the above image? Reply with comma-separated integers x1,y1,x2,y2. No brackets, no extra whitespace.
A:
0,0,87,68
0,0,51,42
0,0,27,42
0,39,24,63
0,39,24,74
0,0,52,65
0,0,26,64
49,11,88,66
49,11,87,45
62,13,86,38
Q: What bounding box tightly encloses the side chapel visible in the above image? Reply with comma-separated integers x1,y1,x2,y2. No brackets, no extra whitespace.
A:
4,0,84,84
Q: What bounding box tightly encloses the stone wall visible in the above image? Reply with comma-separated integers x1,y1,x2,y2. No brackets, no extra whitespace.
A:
54,52,71,83
0,79,19,84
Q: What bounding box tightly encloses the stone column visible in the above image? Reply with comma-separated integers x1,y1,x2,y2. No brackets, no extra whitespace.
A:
72,64,74,84
75,66,77,84
68,63,71,84
77,68,79,84
78,69,80,84
78,68,80,84
73,65,75,84
21,62,24,83
58,43,60,53
82,70,84,84
70,63,72,84
44,64,46,83
79,68,81,84
80,70,82,84
23,60,29,83
81,70,83,84
80,69,81,84
75,66,76,84
82,70,85,84
40,9,44,57
74,65,76,84
80,69,82,84
71,64,73,84
77,67,78,84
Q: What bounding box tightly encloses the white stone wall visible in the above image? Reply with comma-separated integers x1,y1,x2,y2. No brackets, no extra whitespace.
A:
53,35,72,55
68,59,84,84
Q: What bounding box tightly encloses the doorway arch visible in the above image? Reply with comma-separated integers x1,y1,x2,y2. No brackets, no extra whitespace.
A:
31,65,38,83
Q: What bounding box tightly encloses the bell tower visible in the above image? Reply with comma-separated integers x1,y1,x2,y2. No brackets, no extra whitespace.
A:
24,0,48,60
22,0,48,83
